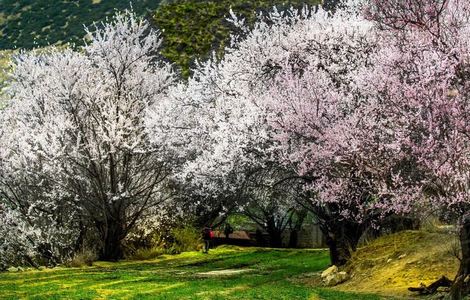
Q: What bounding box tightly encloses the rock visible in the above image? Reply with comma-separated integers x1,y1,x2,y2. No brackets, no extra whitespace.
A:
337,271,349,282
323,271,349,286
436,286,450,293
321,266,348,287
387,258,393,263
398,254,407,259
321,265,338,279
7,267,18,272
465,275,470,283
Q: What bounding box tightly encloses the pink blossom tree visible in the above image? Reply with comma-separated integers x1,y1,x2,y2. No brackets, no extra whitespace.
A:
362,0,470,297
157,1,399,263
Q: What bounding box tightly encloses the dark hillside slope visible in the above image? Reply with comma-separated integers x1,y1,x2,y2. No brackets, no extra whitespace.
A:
0,0,162,49
154,0,321,76
0,0,321,76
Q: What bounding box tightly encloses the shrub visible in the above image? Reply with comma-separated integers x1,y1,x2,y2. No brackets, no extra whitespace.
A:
129,247,164,261
167,226,202,254
65,249,97,268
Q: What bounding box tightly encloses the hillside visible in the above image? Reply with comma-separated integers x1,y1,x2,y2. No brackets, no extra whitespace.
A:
0,0,321,76
0,50,13,107
154,0,321,76
337,230,459,298
0,0,162,49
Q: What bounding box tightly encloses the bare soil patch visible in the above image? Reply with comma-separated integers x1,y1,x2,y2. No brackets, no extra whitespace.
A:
197,268,254,276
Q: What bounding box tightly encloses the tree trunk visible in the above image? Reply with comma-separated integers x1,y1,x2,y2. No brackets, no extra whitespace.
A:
451,215,470,300
322,0,340,11
265,218,284,248
323,221,363,266
99,220,125,261
325,233,345,266
267,229,283,248
289,230,298,248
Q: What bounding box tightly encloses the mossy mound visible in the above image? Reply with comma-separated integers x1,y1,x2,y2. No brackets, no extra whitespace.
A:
338,230,459,297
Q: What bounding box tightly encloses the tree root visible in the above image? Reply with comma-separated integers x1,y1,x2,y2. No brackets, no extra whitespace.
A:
408,276,453,295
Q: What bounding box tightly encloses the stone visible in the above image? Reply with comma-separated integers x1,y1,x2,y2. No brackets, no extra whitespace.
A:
323,271,349,286
436,286,450,293
7,267,18,272
464,275,470,283
320,265,348,287
337,271,349,282
321,265,338,279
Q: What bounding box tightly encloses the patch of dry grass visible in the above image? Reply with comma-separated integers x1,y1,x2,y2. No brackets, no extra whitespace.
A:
337,230,459,297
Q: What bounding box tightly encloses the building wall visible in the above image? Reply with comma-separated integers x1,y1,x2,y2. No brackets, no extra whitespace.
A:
282,224,325,248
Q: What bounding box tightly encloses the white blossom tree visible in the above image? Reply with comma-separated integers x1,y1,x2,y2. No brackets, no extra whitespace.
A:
0,11,176,261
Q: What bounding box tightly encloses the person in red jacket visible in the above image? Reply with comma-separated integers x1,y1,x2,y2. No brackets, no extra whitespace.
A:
202,227,212,253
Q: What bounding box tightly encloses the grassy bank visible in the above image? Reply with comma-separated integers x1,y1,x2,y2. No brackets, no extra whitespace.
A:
338,230,458,298
0,246,386,299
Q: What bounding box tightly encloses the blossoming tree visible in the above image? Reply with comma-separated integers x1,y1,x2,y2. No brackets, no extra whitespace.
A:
155,1,400,264
0,11,176,261
362,0,470,297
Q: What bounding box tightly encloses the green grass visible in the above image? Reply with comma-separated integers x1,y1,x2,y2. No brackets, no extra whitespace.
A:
0,246,389,299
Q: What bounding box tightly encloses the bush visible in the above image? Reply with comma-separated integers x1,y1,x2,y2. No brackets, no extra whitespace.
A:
167,226,202,254
65,249,97,268
129,247,164,261
126,225,202,259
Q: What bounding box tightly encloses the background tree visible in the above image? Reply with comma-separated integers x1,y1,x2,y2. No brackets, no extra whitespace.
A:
240,166,305,247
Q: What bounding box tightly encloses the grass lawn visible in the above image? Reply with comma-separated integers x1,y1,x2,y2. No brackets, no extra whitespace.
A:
0,246,389,299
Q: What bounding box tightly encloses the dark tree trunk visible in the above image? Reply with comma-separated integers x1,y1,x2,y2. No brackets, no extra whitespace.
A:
289,230,298,248
266,218,283,248
288,209,307,248
326,233,344,266
451,215,470,300
99,220,125,261
74,219,86,252
322,221,363,266
255,229,265,246
268,230,283,248
322,0,340,11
